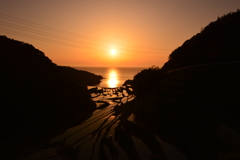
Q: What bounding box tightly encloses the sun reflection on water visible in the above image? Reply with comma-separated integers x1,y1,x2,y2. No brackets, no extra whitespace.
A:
107,69,119,88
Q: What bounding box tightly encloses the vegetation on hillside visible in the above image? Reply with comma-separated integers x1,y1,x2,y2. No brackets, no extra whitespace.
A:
132,10,240,160
132,66,163,97
161,9,240,72
0,35,102,158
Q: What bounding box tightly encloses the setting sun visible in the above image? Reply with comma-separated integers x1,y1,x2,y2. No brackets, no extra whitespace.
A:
110,49,117,55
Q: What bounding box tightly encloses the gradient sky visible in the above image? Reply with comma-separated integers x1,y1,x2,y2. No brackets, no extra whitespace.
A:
0,0,239,67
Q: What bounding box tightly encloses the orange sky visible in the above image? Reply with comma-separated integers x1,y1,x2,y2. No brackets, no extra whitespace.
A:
0,1,239,67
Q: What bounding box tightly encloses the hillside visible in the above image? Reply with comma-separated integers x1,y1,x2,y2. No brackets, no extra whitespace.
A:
161,10,240,73
59,66,103,86
133,10,240,159
0,35,102,158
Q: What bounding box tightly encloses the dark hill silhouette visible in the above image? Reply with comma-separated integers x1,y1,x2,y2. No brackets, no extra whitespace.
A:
132,66,163,97
161,9,240,73
133,10,240,159
0,35,102,158
59,66,103,86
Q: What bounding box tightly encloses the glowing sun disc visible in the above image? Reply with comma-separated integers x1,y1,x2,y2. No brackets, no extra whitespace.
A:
110,49,117,55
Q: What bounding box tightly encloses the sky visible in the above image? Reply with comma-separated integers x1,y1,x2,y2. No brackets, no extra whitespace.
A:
0,0,239,67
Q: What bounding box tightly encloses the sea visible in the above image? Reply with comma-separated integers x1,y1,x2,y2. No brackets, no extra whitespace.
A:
74,67,146,88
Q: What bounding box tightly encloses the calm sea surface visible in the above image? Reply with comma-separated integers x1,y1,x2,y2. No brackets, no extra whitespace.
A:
74,67,146,88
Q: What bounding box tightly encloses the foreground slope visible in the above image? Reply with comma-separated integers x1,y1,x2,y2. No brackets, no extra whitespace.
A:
0,35,101,158
133,10,240,159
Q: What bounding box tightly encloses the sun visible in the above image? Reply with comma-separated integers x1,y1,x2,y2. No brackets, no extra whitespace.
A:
110,49,117,55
